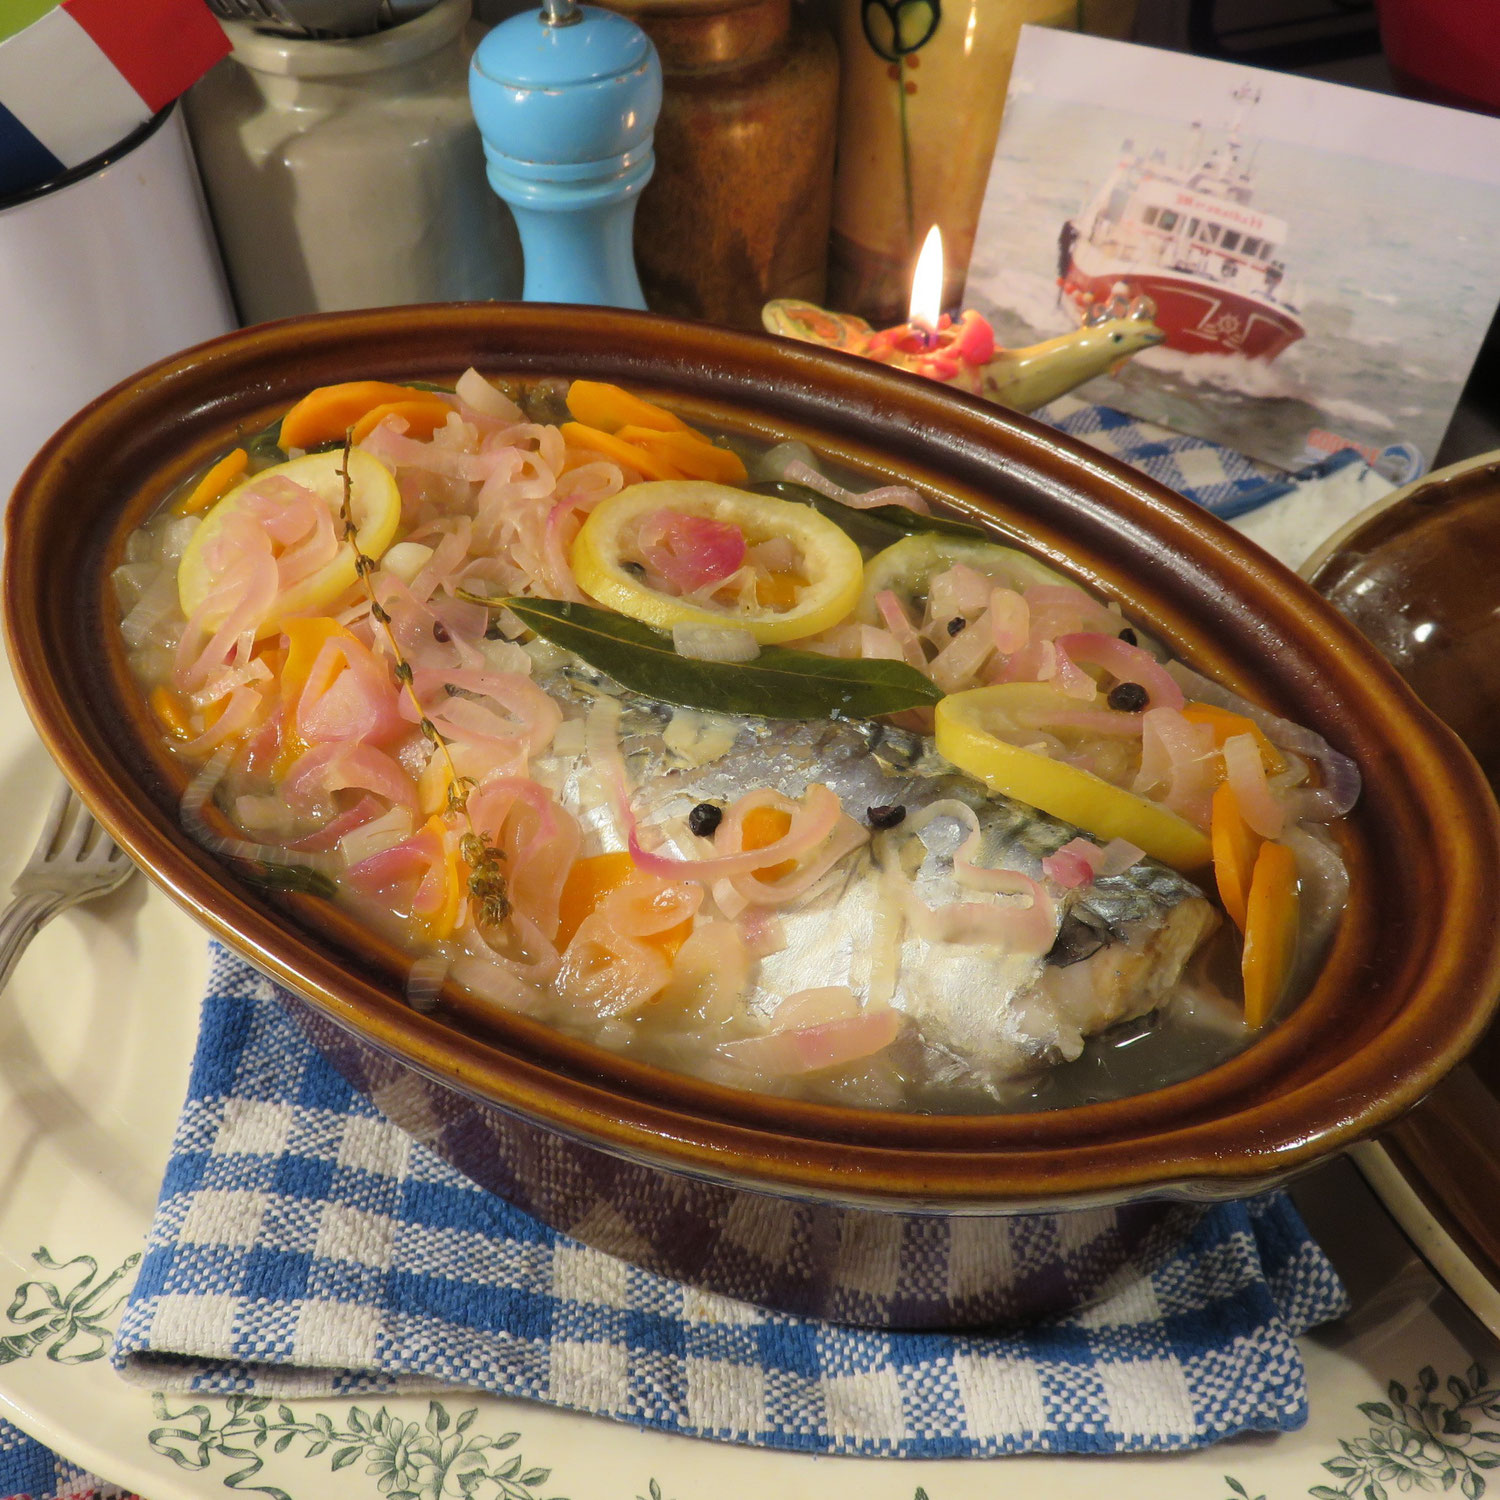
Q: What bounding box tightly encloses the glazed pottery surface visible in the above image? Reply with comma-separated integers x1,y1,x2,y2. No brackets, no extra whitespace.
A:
1305,451,1500,1343
6,305,1500,1326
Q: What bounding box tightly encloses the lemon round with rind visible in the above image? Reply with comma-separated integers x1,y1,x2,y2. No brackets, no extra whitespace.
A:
571,480,864,644
177,449,401,630
857,533,1074,625
934,684,1212,872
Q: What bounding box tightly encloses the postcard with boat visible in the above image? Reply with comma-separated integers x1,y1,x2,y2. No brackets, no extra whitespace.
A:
963,27,1500,473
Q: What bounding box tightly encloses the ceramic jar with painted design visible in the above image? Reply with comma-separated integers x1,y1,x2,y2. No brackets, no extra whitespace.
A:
827,0,1134,323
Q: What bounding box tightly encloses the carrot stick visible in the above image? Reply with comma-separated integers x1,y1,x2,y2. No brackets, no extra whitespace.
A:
172,447,248,516
1241,839,1299,1028
349,396,457,445
559,421,684,481
279,381,430,450
615,424,748,484
1210,780,1260,931
566,379,690,435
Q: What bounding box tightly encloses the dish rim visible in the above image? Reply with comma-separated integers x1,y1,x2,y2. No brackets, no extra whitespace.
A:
8,302,1500,1210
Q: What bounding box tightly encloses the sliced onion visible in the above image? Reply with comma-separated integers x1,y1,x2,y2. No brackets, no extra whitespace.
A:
119,567,180,650
718,1007,902,1076
449,953,547,1014
180,746,337,872
1281,824,1350,963
769,985,859,1029
753,440,818,484
902,800,1057,951
781,459,929,514
405,953,449,1014
1133,707,1216,829
1223,731,1286,839
989,588,1029,654
671,622,761,662
874,590,928,670
1096,838,1145,876
456,367,524,423
1164,660,1361,817
1058,632,1184,710
1042,837,1105,889
339,805,417,865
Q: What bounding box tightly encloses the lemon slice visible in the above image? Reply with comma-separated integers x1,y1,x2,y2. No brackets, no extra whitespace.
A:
934,684,1212,872
571,480,864,644
177,449,401,631
856,533,1073,625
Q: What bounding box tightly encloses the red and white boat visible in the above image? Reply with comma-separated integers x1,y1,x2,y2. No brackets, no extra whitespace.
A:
1059,84,1305,362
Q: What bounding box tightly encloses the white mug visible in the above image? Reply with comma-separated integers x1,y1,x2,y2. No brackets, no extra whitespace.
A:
0,102,236,504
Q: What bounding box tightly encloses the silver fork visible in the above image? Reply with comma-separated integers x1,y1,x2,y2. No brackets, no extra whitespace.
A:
0,784,135,994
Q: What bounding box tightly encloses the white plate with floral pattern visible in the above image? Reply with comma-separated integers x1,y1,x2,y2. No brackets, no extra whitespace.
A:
2,635,1499,1500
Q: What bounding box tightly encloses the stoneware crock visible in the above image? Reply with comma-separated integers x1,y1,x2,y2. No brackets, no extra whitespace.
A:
7,304,1500,1328
1303,451,1500,1341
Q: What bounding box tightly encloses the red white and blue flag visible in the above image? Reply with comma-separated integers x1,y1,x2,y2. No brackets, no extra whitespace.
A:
0,0,229,199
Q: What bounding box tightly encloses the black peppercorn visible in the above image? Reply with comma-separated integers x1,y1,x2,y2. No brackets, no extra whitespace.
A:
867,803,907,829
433,620,451,643
946,616,967,636
1118,627,1138,646
1107,681,1149,712
687,802,723,838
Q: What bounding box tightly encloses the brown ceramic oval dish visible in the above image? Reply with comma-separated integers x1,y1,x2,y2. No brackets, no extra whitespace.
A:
1304,453,1500,1339
7,306,1500,1327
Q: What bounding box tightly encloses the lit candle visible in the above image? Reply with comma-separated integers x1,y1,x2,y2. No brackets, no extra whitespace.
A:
858,226,996,392
761,229,1164,413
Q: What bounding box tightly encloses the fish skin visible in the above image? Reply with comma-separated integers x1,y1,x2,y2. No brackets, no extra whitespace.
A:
531,658,1218,1098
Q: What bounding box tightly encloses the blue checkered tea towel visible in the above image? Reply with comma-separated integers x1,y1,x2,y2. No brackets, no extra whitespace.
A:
0,1420,133,1500
107,944,1350,1457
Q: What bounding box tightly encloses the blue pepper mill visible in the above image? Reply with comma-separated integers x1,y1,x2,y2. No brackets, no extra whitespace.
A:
469,0,662,308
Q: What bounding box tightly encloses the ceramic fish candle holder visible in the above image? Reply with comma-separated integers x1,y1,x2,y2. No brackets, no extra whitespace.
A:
761,296,1165,414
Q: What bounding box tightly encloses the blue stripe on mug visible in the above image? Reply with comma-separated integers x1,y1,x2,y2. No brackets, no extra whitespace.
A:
0,98,62,199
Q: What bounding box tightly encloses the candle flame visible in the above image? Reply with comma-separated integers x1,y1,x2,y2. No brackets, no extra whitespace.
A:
908,225,944,330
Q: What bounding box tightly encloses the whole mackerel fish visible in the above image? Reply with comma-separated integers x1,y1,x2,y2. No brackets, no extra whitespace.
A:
531,658,1218,1099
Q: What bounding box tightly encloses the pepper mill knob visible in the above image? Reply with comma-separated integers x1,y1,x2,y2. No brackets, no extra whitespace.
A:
469,3,662,308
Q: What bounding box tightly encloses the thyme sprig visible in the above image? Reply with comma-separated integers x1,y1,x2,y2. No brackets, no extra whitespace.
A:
337,436,509,928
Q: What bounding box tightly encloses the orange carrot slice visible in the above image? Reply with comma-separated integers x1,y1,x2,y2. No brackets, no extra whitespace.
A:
560,421,683,480
1210,780,1260,931
566,379,690,435
173,446,249,517
278,380,430,450
555,851,692,957
755,570,803,611
420,813,466,941
742,805,796,883
1241,840,1300,1028
272,617,351,775
349,396,457,445
149,685,195,740
615,424,748,484
556,851,637,950
1181,702,1284,774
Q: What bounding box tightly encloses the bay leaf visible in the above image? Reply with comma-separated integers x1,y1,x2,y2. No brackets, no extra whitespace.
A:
749,480,990,547
478,596,941,720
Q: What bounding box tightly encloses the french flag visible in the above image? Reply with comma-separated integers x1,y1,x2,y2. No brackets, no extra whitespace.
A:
0,0,229,199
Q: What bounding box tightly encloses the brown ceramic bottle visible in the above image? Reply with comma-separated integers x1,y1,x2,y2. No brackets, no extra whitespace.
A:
602,0,839,329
